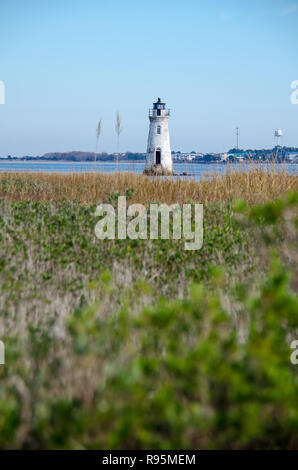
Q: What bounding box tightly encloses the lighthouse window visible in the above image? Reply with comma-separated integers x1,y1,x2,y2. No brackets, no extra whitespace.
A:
156,125,161,135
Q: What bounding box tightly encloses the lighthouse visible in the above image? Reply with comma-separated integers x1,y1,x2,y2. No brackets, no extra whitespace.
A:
145,98,173,175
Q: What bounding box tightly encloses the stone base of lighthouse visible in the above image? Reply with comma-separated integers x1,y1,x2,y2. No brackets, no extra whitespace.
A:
143,163,173,176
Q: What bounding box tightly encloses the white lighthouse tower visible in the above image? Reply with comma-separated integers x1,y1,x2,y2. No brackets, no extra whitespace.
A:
145,98,173,175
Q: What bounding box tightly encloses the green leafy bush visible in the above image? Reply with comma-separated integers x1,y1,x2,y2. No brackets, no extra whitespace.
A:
0,193,297,449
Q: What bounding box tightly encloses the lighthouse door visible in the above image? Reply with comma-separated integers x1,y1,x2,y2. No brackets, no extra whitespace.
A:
155,149,161,165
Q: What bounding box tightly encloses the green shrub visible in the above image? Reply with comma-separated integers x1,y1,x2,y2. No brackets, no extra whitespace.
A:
0,193,297,449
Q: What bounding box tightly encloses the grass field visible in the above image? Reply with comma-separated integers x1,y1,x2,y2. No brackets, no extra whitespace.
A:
0,168,297,449
0,166,296,204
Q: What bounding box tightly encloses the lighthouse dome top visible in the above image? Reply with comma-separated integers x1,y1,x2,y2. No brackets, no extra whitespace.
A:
153,97,166,109
149,98,170,117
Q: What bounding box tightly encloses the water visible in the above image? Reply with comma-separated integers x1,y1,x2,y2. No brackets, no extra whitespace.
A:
0,160,297,180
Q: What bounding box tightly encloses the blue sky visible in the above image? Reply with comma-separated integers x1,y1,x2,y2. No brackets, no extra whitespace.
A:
0,0,297,156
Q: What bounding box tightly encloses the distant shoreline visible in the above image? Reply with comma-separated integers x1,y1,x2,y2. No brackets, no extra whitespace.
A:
0,160,145,164
0,160,296,164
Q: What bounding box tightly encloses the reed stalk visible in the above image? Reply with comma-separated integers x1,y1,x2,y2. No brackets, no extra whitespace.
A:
115,112,122,173
94,119,102,163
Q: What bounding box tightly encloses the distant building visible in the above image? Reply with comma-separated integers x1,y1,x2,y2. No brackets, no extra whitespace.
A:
288,152,298,161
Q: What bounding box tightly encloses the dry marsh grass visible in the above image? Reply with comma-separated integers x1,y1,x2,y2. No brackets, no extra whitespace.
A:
0,166,297,204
